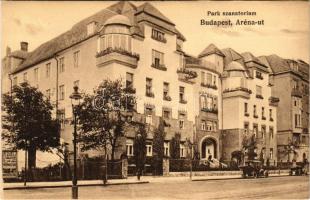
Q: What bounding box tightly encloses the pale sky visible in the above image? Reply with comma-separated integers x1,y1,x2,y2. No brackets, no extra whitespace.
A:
1,1,309,62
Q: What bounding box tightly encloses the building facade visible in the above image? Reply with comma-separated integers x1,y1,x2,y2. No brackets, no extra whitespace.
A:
2,1,308,166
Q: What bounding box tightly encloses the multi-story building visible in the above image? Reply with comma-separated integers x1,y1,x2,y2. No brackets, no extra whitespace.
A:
259,54,309,162
1,1,308,167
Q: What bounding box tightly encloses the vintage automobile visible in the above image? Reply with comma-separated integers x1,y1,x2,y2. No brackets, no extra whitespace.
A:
290,161,308,176
239,160,269,178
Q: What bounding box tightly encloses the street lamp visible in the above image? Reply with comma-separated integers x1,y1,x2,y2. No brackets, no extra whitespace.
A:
136,133,142,181
70,85,82,199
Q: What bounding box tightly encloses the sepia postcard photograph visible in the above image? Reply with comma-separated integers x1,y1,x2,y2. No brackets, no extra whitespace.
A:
1,1,309,199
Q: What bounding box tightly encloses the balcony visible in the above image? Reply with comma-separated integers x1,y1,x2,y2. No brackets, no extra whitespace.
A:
244,112,250,117
269,96,280,106
163,95,172,101
201,107,218,114
179,99,187,104
270,117,274,122
291,88,303,98
201,83,217,90
151,35,167,43
256,94,264,99
151,63,167,71
262,116,266,120
146,91,155,98
222,87,252,99
96,47,139,68
254,114,259,119
177,68,197,79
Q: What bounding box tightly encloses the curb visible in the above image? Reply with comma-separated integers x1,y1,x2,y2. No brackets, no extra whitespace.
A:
192,174,290,182
3,181,149,190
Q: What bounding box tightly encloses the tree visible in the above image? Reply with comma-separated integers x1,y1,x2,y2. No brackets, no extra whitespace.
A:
152,118,166,175
242,134,258,161
133,122,147,180
2,82,61,169
170,133,181,159
77,79,136,162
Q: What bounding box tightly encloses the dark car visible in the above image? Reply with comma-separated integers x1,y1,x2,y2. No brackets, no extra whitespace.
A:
290,161,308,176
239,160,268,178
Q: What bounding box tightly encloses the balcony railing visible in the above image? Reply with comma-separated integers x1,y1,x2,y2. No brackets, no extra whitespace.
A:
163,95,172,101
177,68,198,79
254,114,259,118
291,88,303,98
179,99,187,104
201,83,217,90
222,87,252,99
256,94,264,99
146,92,155,98
201,107,218,114
96,47,139,68
269,96,280,106
262,116,266,120
151,63,167,71
270,117,274,122
244,112,250,117
151,35,167,43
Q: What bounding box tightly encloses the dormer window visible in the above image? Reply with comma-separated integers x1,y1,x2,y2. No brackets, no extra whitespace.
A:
87,21,97,36
151,29,166,43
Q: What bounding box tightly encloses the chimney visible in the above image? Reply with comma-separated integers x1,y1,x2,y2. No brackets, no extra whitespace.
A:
20,41,28,52
6,46,11,56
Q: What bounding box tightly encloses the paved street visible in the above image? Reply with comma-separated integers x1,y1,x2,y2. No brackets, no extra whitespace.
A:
3,176,309,199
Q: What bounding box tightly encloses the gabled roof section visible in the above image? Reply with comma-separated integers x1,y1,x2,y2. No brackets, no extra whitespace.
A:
198,44,225,58
136,2,175,26
257,56,273,73
264,54,290,73
221,48,244,65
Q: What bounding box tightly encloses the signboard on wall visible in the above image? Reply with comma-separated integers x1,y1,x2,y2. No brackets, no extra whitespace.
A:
2,150,18,178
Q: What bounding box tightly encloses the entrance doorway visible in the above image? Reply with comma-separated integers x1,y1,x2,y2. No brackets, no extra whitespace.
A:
201,137,217,159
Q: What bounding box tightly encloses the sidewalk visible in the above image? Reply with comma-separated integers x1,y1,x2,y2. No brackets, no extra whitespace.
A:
3,172,290,190
3,177,149,190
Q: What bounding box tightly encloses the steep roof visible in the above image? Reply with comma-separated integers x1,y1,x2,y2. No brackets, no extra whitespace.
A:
136,2,175,26
226,61,245,71
264,54,290,73
12,1,185,74
9,50,29,60
198,43,225,58
257,56,273,73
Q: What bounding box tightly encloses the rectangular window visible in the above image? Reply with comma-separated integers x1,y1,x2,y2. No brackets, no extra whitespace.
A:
59,85,65,100
164,142,169,157
163,110,170,119
269,127,274,139
262,107,265,119
200,95,206,109
206,121,213,131
146,78,153,97
244,102,248,115
145,107,153,125
59,57,65,73
151,29,165,42
295,114,298,127
253,124,258,137
73,51,80,68
256,85,262,96
179,86,185,102
34,68,39,82
179,113,185,129
180,144,185,158
206,73,212,85
201,72,205,84
59,110,65,129
46,63,51,78
253,105,257,117
126,144,133,156
269,148,273,160
46,89,51,100
126,73,134,88
244,123,249,134
23,72,28,82
152,50,164,67
201,120,206,131
293,80,298,89
163,82,169,99
269,109,273,121
146,144,153,157
262,125,266,139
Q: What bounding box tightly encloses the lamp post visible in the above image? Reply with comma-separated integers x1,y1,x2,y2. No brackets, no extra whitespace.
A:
136,133,142,181
70,86,82,199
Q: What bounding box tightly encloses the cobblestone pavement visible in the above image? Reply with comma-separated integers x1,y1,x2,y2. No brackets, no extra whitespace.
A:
3,176,309,199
